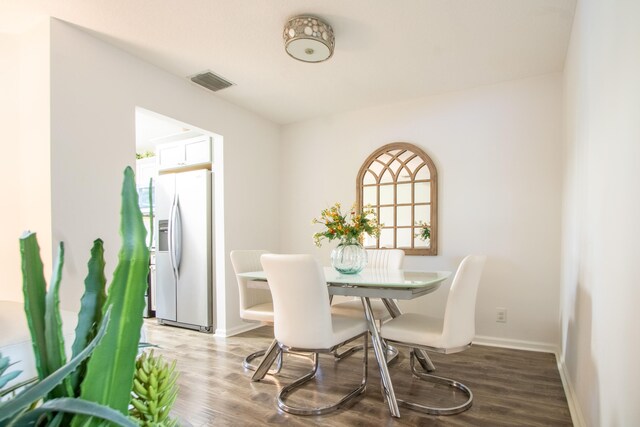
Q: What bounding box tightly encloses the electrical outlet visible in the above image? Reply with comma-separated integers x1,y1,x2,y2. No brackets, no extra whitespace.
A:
496,307,507,323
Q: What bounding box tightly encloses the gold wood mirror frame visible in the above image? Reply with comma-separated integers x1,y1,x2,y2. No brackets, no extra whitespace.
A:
356,142,438,256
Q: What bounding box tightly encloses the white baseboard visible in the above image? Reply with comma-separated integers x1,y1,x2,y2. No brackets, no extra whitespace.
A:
214,322,263,338
556,356,586,427
473,335,558,354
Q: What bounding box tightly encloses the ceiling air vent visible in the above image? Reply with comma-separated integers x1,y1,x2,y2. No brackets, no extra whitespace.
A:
190,71,234,92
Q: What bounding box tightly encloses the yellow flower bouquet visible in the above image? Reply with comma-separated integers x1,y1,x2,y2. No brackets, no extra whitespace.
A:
312,202,381,247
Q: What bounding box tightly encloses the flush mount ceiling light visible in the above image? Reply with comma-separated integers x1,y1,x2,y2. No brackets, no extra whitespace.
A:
283,15,335,63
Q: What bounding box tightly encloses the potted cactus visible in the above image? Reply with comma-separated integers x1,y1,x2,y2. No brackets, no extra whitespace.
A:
0,167,179,426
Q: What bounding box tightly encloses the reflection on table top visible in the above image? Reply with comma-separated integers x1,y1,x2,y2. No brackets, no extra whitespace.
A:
325,268,450,288
238,267,451,289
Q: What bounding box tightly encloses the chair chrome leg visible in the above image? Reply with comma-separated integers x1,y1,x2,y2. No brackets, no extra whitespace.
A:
252,339,282,382
412,349,436,372
332,344,363,360
382,341,399,363
243,347,284,375
274,348,283,373
277,335,368,416
394,352,473,416
243,349,266,370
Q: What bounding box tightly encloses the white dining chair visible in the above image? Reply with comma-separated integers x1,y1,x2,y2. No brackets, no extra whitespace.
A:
230,250,283,373
330,249,405,321
379,255,486,415
260,254,369,415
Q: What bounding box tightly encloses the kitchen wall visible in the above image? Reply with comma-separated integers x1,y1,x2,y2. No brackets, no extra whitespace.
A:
0,23,52,303
281,73,563,349
48,19,280,335
561,0,640,425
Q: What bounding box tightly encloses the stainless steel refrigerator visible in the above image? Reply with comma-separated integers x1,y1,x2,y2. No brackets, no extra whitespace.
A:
155,169,213,332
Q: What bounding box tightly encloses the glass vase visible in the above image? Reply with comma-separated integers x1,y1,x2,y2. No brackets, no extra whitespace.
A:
331,239,368,274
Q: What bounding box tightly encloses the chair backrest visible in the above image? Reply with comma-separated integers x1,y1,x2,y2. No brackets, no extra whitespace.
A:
230,250,272,317
441,255,486,349
366,249,405,269
260,254,334,349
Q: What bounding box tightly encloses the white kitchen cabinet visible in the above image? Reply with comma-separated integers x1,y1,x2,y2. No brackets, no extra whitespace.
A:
136,157,157,188
156,136,212,171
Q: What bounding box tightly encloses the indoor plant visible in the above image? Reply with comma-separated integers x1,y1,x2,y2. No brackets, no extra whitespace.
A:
415,221,431,243
312,203,381,274
129,350,179,426
0,167,178,426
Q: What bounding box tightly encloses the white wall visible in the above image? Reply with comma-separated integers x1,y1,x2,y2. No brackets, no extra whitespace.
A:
561,0,640,425
281,74,563,348
19,22,52,289
0,23,52,303
0,34,22,301
48,19,280,335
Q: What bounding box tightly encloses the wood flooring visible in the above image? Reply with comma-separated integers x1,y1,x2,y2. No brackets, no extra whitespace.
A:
144,321,572,426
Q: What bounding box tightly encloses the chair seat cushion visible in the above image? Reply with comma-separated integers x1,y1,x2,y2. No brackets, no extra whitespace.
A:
380,313,444,348
331,299,392,321
275,313,368,350
242,302,274,323
330,314,369,348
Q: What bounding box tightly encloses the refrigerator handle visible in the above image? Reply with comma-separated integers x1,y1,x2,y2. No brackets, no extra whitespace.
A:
168,194,177,277
173,195,183,272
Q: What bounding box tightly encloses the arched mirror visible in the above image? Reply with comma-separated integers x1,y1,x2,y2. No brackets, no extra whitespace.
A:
356,143,438,255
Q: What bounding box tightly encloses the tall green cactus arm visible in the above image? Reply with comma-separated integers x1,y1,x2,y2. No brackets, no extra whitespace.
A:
76,167,150,421
70,239,107,395
19,232,50,381
45,242,72,399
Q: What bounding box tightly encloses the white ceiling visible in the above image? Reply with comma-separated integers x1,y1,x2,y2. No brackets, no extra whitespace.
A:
1,0,576,125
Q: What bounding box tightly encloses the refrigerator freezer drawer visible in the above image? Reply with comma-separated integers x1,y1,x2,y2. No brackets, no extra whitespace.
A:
155,252,176,322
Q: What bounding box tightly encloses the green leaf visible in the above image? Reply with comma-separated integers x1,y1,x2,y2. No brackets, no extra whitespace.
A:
0,309,110,423
10,398,137,427
0,355,9,374
49,412,64,427
19,232,49,381
0,378,37,399
45,242,72,399
0,371,21,391
70,239,107,394
77,167,150,418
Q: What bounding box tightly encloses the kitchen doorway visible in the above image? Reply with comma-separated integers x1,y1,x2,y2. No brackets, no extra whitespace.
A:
135,108,224,333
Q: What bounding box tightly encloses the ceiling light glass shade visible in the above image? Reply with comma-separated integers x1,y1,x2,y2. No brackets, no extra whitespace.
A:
283,15,335,63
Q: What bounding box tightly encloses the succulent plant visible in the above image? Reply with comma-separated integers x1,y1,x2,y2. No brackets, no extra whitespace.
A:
129,350,179,427
0,352,21,394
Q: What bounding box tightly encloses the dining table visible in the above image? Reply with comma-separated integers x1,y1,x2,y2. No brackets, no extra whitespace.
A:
237,267,451,418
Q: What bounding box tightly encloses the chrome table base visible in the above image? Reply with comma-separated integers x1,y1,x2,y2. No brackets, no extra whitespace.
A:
362,297,401,417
